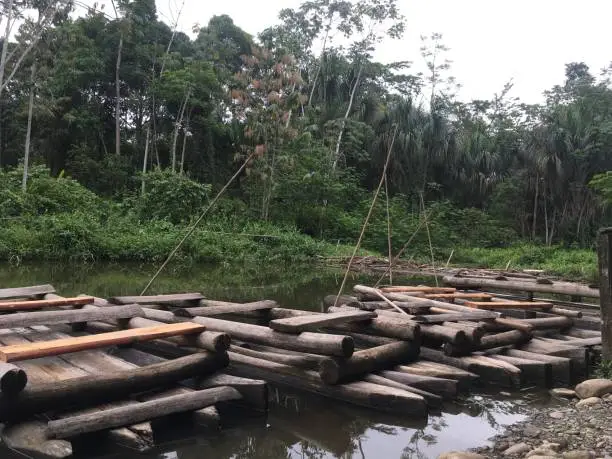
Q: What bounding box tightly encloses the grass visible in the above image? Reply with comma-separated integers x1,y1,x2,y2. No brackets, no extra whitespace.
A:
451,244,598,283
0,214,371,265
594,360,612,379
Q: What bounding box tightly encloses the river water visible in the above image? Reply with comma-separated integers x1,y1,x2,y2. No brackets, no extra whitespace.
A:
0,262,552,458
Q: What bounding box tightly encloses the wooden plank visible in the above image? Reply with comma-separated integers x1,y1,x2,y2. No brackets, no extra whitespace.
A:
0,305,142,329
269,311,376,334
412,311,497,324
424,293,493,300
0,296,92,312
0,322,206,362
380,286,456,294
108,293,203,306
444,276,599,299
464,300,553,310
0,285,55,300
174,300,277,318
47,387,242,439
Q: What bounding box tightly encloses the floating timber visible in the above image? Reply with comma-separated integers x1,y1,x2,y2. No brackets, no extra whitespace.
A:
0,277,604,459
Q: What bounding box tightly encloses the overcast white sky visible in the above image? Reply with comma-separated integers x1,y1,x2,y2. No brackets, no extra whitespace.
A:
95,0,612,104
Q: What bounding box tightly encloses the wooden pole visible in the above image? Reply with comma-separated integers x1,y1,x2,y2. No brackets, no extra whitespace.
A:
598,227,612,360
143,308,355,357
47,387,242,439
0,353,228,422
318,342,419,384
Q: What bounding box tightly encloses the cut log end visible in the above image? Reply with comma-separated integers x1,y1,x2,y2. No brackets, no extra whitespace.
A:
0,366,28,395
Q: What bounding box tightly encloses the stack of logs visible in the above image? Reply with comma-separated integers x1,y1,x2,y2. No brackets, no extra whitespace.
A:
98,283,603,419
0,277,602,458
0,285,267,459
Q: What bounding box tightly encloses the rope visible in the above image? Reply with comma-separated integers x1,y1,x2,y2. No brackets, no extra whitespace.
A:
140,153,255,295
333,124,398,307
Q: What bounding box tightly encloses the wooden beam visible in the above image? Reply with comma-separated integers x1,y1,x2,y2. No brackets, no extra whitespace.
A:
0,353,228,422
47,387,242,439
464,300,553,310
174,300,277,318
380,286,456,294
0,305,142,329
444,276,599,299
411,311,497,324
0,296,93,312
269,311,376,334
0,285,55,300
424,293,493,300
108,293,204,306
0,322,206,362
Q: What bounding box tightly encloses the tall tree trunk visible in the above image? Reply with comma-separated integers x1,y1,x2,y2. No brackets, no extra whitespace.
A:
141,125,150,196
171,89,190,173
0,0,15,100
22,63,36,193
179,114,190,175
308,26,330,107
532,173,539,240
115,33,123,156
331,63,363,171
543,185,549,245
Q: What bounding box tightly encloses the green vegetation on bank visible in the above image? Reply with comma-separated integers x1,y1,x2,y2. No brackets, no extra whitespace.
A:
0,166,599,283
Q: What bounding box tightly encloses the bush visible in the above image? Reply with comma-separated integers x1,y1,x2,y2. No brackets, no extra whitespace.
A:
135,170,212,224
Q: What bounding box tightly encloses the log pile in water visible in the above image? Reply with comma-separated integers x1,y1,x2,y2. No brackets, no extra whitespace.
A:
0,277,602,458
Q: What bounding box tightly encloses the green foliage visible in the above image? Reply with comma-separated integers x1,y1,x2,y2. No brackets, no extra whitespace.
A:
0,166,103,217
594,360,612,379
590,171,612,205
136,170,212,224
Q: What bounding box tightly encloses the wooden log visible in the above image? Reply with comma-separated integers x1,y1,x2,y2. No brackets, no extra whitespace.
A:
125,317,230,352
0,284,55,300
363,373,443,408
47,387,242,439
0,296,94,312
412,311,497,324
550,307,583,318
269,310,376,334
444,275,600,298
0,304,142,330
226,352,427,417
505,349,571,387
377,371,458,398
0,362,27,395
566,328,601,339
318,342,419,384
380,286,456,294
0,352,228,421
464,300,553,310
519,340,587,381
486,354,550,387
424,293,493,300
271,306,422,342
442,329,531,357
522,317,573,330
334,312,421,342
345,300,431,314
323,295,362,309
490,317,533,333
0,322,206,362
229,345,322,370
419,347,520,387
0,330,153,448
396,361,478,383
442,322,485,343
108,293,204,306
143,308,354,357
174,300,278,318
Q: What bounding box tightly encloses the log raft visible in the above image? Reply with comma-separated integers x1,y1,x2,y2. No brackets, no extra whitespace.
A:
0,279,602,458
